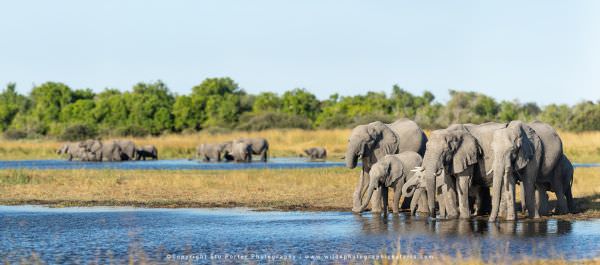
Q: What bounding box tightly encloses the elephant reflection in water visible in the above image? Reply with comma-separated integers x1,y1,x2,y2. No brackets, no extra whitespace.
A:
487,220,572,237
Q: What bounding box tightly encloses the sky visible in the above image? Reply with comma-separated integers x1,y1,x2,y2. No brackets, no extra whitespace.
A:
1,1,599,105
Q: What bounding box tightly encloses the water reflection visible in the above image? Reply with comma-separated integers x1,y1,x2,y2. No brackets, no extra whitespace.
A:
354,213,573,238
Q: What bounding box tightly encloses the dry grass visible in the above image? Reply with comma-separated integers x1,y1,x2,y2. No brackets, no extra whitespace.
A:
0,167,358,210
1,129,599,162
0,167,598,217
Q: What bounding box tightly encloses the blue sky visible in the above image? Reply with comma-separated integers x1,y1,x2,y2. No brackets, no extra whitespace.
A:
1,1,599,105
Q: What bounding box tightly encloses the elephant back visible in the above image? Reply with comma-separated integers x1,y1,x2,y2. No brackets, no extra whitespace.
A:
386,118,428,156
528,121,563,178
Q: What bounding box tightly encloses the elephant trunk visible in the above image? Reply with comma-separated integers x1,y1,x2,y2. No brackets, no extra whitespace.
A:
402,174,421,198
489,154,510,222
359,176,379,212
345,143,360,169
424,170,437,218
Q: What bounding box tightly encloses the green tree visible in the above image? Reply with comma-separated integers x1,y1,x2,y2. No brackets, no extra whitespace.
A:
282,88,320,120
0,83,28,131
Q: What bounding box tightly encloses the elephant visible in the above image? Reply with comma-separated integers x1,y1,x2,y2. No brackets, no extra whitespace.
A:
57,142,85,161
488,121,564,221
418,127,486,219
114,140,136,161
237,138,269,162
304,147,327,160
79,140,124,162
536,154,575,215
196,143,226,162
230,140,252,162
354,151,423,214
346,118,428,213
135,145,158,160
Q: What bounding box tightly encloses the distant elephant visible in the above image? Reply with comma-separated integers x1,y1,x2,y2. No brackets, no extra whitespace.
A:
237,138,269,162
114,140,136,161
79,140,124,162
355,151,422,214
57,142,85,161
488,121,563,221
304,147,327,160
136,145,158,160
230,140,252,162
346,118,428,213
196,143,226,162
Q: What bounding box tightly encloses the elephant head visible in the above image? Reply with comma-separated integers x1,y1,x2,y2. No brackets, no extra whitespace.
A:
421,129,481,218
57,144,68,155
357,156,404,212
489,121,536,221
345,121,399,169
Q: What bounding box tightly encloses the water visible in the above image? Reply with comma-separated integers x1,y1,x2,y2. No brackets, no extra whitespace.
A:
0,158,597,170
1,206,599,264
0,158,345,170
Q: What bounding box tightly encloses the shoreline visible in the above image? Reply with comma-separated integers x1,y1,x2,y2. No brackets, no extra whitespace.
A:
1,200,599,221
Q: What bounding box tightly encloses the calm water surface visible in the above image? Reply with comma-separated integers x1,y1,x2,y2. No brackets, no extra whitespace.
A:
1,206,599,264
0,158,597,170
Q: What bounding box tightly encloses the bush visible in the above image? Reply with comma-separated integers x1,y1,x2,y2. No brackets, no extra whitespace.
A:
114,125,150,137
237,112,312,131
3,129,28,140
59,124,98,141
348,114,397,128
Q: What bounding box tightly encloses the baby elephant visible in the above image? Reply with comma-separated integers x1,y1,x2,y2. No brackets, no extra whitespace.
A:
354,151,423,214
304,147,327,160
136,145,158,160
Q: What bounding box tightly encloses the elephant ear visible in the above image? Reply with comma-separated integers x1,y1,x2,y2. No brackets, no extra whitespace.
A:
515,131,534,170
369,121,399,158
452,132,481,174
384,158,404,187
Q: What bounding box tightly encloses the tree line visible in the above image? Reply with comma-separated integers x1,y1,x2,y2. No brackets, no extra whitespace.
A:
0,77,598,140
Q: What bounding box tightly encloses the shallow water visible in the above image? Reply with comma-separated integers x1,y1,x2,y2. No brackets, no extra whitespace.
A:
1,206,599,264
0,158,597,170
0,158,345,170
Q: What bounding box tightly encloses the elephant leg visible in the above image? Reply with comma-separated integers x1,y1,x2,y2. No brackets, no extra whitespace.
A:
410,188,422,215
520,183,527,214
523,171,539,219
535,185,550,216
381,186,389,215
565,184,575,213
417,190,429,214
499,192,507,219
260,150,267,162
456,175,472,219
552,175,568,214
352,170,368,211
438,187,447,219
392,185,402,214
370,188,383,213
445,181,459,219
505,174,517,221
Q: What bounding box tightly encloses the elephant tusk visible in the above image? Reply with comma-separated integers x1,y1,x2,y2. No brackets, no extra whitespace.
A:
486,169,493,175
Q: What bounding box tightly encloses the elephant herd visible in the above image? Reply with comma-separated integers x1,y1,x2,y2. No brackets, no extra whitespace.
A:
57,139,158,161
347,118,575,221
196,138,269,162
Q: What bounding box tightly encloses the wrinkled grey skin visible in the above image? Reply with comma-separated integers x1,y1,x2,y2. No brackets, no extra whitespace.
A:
527,121,569,214
355,151,423,214
79,140,124,162
196,143,226,162
235,138,269,162
403,167,456,217
304,147,327,160
536,154,575,214
114,140,136,161
346,119,428,213
57,142,85,161
418,127,484,219
136,145,158,160
490,121,567,221
230,140,252,162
